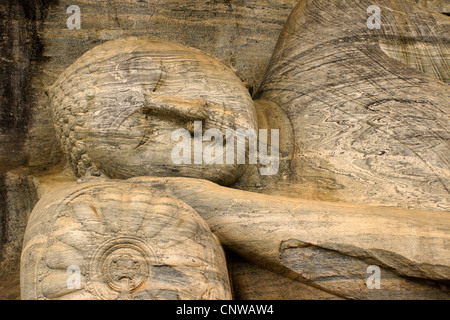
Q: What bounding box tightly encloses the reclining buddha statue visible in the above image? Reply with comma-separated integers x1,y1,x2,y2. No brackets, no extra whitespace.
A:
21,0,449,299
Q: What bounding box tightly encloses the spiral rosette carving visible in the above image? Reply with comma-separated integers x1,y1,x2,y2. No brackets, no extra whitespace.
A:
90,237,154,300
20,181,232,300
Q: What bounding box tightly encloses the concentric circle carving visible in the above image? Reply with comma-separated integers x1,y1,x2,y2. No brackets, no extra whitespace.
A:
90,237,155,299
21,181,232,300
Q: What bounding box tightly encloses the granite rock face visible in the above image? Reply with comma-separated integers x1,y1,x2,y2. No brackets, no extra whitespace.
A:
416,0,450,13
0,0,298,299
0,0,299,175
255,0,450,211
1,0,449,300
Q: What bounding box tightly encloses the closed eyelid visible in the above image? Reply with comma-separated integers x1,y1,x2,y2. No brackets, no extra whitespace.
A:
142,95,208,122
142,94,236,130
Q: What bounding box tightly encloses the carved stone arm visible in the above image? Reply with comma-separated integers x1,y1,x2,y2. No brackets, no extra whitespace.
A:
130,176,450,299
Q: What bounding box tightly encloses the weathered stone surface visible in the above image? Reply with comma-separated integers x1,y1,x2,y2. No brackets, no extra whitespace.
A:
0,0,61,174
1,0,299,174
2,1,299,299
132,176,450,299
0,0,449,300
0,169,39,300
416,0,450,13
0,170,38,275
1,1,448,174
21,180,231,300
253,0,450,211
226,252,341,300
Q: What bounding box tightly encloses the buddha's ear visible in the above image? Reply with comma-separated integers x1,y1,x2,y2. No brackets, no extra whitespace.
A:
253,99,294,158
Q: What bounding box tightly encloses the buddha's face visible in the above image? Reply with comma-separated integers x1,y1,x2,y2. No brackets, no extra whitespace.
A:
50,38,257,185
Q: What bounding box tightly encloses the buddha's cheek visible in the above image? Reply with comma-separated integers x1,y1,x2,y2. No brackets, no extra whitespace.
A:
84,126,246,186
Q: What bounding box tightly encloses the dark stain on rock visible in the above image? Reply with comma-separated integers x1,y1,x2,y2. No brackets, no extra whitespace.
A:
0,175,7,250
0,0,59,173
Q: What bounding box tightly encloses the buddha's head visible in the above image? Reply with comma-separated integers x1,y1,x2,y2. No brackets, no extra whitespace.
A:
49,37,257,186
